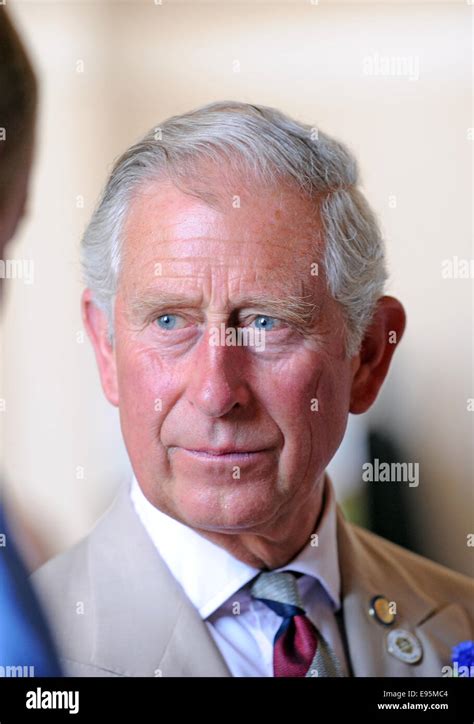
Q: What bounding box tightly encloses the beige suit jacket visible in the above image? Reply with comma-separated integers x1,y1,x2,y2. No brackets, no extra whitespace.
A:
31,482,474,677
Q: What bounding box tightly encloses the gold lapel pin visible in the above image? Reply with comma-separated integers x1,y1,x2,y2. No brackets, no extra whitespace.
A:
369,595,396,626
387,628,423,665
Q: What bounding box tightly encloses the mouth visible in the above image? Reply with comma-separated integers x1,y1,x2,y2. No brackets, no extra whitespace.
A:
177,447,271,462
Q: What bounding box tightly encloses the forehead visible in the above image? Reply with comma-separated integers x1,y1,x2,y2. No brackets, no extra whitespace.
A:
119,177,323,297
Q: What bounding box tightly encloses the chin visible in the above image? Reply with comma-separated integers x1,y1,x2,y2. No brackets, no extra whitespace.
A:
171,477,279,533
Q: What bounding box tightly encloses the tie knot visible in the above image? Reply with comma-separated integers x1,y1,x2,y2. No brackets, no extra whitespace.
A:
250,570,305,615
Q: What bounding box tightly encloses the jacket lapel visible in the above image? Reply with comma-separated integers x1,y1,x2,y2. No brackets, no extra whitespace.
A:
88,483,231,676
336,506,470,676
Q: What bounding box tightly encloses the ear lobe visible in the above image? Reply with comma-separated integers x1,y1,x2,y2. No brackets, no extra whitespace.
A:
349,295,406,414
81,288,119,407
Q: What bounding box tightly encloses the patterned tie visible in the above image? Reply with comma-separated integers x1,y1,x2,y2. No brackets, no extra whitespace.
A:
250,570,344,677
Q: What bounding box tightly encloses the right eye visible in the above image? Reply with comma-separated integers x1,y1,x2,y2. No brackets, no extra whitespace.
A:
154,313,188,331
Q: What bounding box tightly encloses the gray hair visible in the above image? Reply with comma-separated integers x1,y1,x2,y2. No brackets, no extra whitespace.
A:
81,100,387,356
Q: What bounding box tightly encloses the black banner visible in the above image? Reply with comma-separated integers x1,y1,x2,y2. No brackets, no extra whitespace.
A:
0,676,472,723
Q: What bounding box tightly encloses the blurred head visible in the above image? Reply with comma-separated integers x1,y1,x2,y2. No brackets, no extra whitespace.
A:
82,102,405,535
0,7,37,263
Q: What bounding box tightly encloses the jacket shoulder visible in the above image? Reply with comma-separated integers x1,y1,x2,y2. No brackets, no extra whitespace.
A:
349,522,474,616
31,534,91,606
30,533,94,667
31,485,126,611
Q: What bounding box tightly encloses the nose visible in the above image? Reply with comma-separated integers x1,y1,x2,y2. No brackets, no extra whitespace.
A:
186,325,251,418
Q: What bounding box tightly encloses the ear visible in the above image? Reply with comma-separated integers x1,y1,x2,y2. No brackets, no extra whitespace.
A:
349,295,406,414
81,289,119,407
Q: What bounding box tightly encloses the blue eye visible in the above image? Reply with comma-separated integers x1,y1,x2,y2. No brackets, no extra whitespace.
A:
156,314,180,330
252,315,277,331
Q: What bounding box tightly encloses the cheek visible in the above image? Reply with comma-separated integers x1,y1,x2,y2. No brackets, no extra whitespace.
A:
264,355,352,451
115,345,171,441
308,359,353,457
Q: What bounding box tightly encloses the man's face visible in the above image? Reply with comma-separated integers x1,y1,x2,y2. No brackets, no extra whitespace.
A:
108,178,355,533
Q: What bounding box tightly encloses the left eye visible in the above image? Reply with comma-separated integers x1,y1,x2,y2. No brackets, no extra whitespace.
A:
155,314,187,331
249,315,280,331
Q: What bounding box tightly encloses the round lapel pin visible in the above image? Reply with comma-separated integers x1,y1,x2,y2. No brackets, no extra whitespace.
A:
387,628,423,664
369,595,396,626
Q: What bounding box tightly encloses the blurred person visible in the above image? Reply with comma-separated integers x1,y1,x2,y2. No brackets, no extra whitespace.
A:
0,6,61,678
33,101,473,677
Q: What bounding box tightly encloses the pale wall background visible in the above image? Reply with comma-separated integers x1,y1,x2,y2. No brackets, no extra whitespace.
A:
0,0,472,576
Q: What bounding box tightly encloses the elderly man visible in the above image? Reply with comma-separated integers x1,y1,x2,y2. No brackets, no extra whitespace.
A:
32,101,473,678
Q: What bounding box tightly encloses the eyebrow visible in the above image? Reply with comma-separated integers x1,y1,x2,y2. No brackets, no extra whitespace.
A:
127,290,322,332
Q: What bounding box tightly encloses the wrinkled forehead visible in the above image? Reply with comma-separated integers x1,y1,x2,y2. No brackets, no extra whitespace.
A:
118,177,325,300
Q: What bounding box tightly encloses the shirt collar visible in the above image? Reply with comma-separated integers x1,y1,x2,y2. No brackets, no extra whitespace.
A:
130,472,341,619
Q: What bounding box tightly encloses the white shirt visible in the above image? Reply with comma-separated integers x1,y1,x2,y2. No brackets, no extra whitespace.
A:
130,473,349,677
